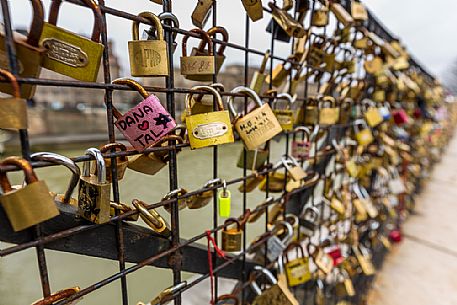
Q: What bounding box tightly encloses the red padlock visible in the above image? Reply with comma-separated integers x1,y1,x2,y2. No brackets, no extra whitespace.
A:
327,246,344,266
388,229,402,243
392,109,409,125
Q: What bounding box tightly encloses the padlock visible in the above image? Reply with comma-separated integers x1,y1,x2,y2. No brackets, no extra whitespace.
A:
266,61,291,87
78,148,111,224
351,1,368,21
355,183,378,218
110,201,139,222
272,93,294,131
353,37,369,50
314,279,326,305
266,17,291,43
191,0,213,28
304,97,319,125
352,244,375,275
218,180,231,217
128,11,169,77
99,143,129,182
311,6,329,27
282,156,306,181
162,188,189,213
180,29,215,80
137,282,187,305
339,98,352,124
291,127,311,160
187,178,221,209
354,119,373,146
30,152,80,207
132,199,171,238
319,96,340,125
237,144,269,171
283,242,311,286
221,218,242,252
228,86,282,150
372,89,385,102
250,50,270,94
182,83,224,122
112,78,176,152
335,269,355,297
185,85,234,149
392,108,409,125
0,0,45,98
193,26,228,79
299,206,319,236
241,0,264,22
379,102,391,120
388,166,406,194
262,220,294,262
31,287,81,305
363,99,383,127
364,56,383,74
329,2,354,27
39,0,104,81
143,12,179,54
238,172,265,193
128,133,184,176
250,266,299,305
0,157,59,232
268,2,305,38
0,69,28,130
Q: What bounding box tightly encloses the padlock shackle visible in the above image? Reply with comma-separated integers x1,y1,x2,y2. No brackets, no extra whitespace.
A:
293,126,310,139
185,85,224,116
31,287,80,305
283,241,305,264
132,11,163,41
162,188,187,200
353,118,369,131
319,96,336,108
0,69,20,98
272,220,294,244
227,86,263,118
100,142,128,162
182,28,213,57
223,217,241,231
30,152,80,205
302,206,320,222
82,148,106,183
132,199,168,233
197,26,229,56
0,157,39,192
111,78,149,119
25,0,45,47
159,12,179,42
48,0,102,43
216,294,239,305
253,265,278,285
272,92,293,110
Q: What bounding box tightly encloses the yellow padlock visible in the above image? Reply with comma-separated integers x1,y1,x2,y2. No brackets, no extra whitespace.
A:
319,96,340,125
272,93,295,131
354,119,373,146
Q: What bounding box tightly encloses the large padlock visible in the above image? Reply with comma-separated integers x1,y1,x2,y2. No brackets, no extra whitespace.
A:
0,157,59,232
30,152,80,207
128,133,184,176
221,218,242,252
272,93,294,131
241,0,264,22
250,50,270,94
0,69,28,130
78,148,111,224
282,156,306,181
283,242,311,287
0,0,45,98
99,143,129,182
250,266,299,305
185,85,234,149
291,127,311,160
299,206,320,236
268,2,306,38
112,78,176,152
354,119,374,146
191,0,213,28
39,0,104,81
187,178,221,209
319,96,340,125
228,86,282,150
128,11,169,77
180,29,215,80
237,143,269,171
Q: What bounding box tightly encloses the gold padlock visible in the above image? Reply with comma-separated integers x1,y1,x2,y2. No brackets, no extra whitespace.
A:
228,86,282,150
78,148,111,224
304,96,319,125
162,188,189,213
329,2,354,27
221,218,242,252
99,143,129,182
180,29,215,81
269,2,306,38
0,69,28,130
132,199,171,238
0,157,59,232
283,242,311,287
237,143,269,171
187,178,221,209
282,156,306,181
266,60,291,87
39,0,104,81
250,50,270,94
128,11,169,77
364,56,383,74
354,119,373,146
311,6,329,27
319,96,340,125
363,100,383,127
185,85,234,149
241,0,264,22
0,0,45,98
351,1,368,21
272,93,294,131
191,0,213,28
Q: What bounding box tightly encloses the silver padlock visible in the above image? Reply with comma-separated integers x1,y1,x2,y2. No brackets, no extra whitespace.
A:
263,220,294,262
299,206,320,236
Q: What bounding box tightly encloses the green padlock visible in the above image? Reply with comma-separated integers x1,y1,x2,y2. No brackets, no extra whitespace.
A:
218,180,231,217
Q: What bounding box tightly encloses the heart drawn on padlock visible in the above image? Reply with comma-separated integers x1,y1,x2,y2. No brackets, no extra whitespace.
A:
137,121,150,131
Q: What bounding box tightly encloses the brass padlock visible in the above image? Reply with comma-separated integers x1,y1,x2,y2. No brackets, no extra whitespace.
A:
39,0,104,81
0,157,59,232
187,178,221,209
191,0,213,28
339,98,352,124
282,156,306,181
0,0,45,98
364,56,383,74
78,148,111,224
266,61,291,87
0,69,28,130
272,93,294,131
228,86,282,150
132,199,171,238
363,99,383,127
354,119,373,146
237,143,269,171
180,28,215,81
185,85,234,149
30,152,80,207
250,50,270,94
221,218,242,252
143,12,179,54
241,0,264,22
100,143,129,182
311,6,329,27
329,2,354,27
351,1,368,21
304,97,319,125
128,11,169,77
319,96,340,125
283,242,311,287
250,266,299,305
269,2,305,38
162,188,189,213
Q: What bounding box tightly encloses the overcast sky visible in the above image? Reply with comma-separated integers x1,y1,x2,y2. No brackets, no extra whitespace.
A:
7,0,457,80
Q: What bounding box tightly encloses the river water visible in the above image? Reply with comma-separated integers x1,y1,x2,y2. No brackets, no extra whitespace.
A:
0,139,294,305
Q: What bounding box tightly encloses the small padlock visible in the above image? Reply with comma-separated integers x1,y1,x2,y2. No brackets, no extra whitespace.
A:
193,26,228,79
112,78,176,152
132,199,171,238
31,287,81,305
39,0,104,81
191,0,213,28
354,119,373,146
268,2,305,38
99,143,129,182
314,279,326,305
218,180,231,217
0,0,45,98
351,1,368,21
241,0,264,22
363,99,383,127
319,96,340,125
304,97,319,125
0,69,28,130
283,242,311,287
291,127,311,160
162,188,189,214
187,178,221,209
221,218,242,252
335,269,355,297
261,220,294,262
311,6,329,27
129,11,169,77
78,148,111,224
30,152,80,207
250,50,270,94
329,2,354,27
272,93,294,131
0,157,59,232
299,206,320,236
180,28,215,80
282,156,306,181
228,86,282,150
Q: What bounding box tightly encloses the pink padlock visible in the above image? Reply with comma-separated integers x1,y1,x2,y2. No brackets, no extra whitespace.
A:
392,109,409,125
291,126,311,160
112,79,176,151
